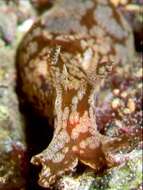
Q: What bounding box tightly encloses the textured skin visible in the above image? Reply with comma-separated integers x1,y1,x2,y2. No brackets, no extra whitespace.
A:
17,0,136,188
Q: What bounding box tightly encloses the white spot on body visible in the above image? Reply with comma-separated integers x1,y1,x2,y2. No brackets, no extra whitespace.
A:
71,96,78,111
32,27,41,38
36,60,48,76
77,87,86,100
69,111,80,125
72,145,78,152
71,111,90,140
95,5,127,40
26,41,38,59
82,48,93,71
89,25,105,37
79,140,87,149
81,40,88,49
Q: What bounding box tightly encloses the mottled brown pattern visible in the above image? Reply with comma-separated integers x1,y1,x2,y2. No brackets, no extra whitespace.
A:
17,0,137,188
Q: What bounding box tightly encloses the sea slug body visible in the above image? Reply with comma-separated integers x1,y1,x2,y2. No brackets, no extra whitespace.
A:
17,0,138,188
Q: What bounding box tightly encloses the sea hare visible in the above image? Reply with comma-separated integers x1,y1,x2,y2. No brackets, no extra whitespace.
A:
17,0,140,188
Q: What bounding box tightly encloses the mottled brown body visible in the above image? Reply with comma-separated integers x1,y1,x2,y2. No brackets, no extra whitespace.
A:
17,0,136,188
